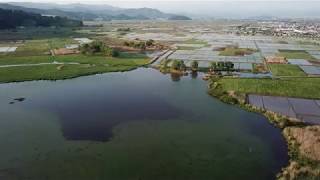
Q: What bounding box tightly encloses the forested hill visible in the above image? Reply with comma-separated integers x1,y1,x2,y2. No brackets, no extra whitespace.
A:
0,8,83,29
1,3,192,21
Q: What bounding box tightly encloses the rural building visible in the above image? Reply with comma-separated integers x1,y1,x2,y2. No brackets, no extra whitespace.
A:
265,56,287,64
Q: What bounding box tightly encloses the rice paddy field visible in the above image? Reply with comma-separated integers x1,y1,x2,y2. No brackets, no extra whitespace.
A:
268,64,306,77
248,95,320,124
277,50,317,61
218,47,257,56
216,77,320,99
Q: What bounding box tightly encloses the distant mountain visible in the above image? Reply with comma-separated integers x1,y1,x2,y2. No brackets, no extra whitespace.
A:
1,2,191,21
169,15,192,20
1,4,93,19
0,8,82,29
9,2,121,12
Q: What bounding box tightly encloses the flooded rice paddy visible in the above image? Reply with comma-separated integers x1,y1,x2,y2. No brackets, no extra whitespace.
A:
0,68,288,179
248,94,320,124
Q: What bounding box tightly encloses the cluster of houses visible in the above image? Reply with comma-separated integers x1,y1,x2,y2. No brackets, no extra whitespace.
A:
235,20,320,38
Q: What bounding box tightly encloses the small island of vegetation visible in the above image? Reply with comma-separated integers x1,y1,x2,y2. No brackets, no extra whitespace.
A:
217,46,257,56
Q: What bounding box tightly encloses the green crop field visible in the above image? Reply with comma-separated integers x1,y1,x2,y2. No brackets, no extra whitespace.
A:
0,33,150,83
177,46,201,50
0,60,149,83
269,64,306,77
183,38,208,45
214,77,320,99
10,38,79,56
0,53,148,65
277,50,317,60
0,54,149,83
219,47,257,56
14,40,51,56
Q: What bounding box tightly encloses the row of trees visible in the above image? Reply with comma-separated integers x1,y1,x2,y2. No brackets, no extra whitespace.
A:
171,60,187,71
80,41,119,57
123,39,154,50
0,8,83,29
210,62,234,72
170,60,234,72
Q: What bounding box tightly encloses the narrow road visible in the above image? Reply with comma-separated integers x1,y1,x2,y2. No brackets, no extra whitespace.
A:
150,50,175,66
0,61,80,68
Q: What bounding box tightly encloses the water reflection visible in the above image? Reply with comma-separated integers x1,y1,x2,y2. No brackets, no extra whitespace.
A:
170,73,181,81
191,72,198,79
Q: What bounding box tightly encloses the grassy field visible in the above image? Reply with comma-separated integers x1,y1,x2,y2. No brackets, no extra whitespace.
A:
269,64,306,77
0,30,151,83
0,53,148,65
7,38,80,56
0,54,149,83
14,40,51,56
177,46,201,50
182,38,208,45
214,77,320,99
219,47,257,56
277,50,317,60
0,64,138,83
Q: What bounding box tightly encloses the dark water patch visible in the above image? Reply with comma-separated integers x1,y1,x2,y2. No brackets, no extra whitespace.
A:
54,94,182,141
9,97,26,104
14,97,26,102
240,110,289,179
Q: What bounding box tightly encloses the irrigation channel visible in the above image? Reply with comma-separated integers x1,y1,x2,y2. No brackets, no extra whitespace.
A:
0,68,288,179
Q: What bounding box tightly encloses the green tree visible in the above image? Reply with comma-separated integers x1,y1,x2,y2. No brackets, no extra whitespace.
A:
80,41,120,57
111,49,120,57
80,44,90,55
210,62,217,71
171,60,180,70
210,61,234,72
146,39,154,47
225,62,234,72
217,62,225,71
179,60,186,71
123,41,130,46
191,60,198,71
171,60,186,71
104,47,113,56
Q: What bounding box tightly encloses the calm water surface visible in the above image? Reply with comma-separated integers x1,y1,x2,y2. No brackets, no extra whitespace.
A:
0,68,288,180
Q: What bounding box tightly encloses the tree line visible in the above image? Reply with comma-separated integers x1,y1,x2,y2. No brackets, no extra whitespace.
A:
0,8,83,29
80,41,120,57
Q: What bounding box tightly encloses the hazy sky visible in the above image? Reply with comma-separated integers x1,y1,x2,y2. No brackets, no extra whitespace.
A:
1,0,320,18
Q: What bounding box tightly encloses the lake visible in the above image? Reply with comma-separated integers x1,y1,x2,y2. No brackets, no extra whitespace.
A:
0,68,288,180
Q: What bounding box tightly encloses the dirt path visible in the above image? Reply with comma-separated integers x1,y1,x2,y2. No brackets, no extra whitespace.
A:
0,61,80,68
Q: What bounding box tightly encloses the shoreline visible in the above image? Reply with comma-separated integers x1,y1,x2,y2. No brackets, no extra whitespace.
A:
0,66,140,84
1,67,318,178
207,78,320,179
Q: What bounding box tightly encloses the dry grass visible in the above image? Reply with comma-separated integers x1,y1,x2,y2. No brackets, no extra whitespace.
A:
284,126,320,161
